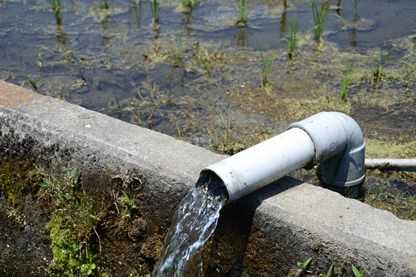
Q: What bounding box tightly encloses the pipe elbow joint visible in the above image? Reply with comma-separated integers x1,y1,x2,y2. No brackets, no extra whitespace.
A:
289,112,366,188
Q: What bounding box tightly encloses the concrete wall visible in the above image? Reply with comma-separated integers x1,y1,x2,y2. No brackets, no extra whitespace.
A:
1,80,415,276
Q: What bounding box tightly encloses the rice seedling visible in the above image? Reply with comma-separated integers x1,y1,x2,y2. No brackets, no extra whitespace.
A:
100,0,109,9
166,27,185,67
401,60,416,82
310,0,329,42
254,35,278,91
207,103,250,155
193,41,226,75
284,15,298,59
208,103,233,154
339,60,353,102
149,0,159,24
49,0,63,25
129,68,163,127
261,51,277,90
181,0,199,9
371,44,398,92
338,56,367,102
350,0,360,21
236,0,250,26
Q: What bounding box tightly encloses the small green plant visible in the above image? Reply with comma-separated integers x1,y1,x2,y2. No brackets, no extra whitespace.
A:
37,52,43,72
121,190,136,209
261,52,277,90
120,190,136,221
39,169,102,275
310,0,329,42
407,192,416,220
352,265,366,276
339,59,353,102
208,103,232,153
338,57,367,102
181,0,199,9
49,0,63,25
207,103,249,155
371,178,391,207
236,0,250,26
326,264,333,276
297,257,312,276
166,27,185,67
371,44,398,92
149,0,159,24
129,69,163,126
350,0,360,21
285,15,298,59
100,0,109,9
401,60,416,82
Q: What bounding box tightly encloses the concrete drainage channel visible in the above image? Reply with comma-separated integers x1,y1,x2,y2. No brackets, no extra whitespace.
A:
1,79,415,276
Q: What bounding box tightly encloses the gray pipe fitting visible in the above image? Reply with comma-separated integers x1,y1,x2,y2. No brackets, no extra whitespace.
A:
289,112,366,189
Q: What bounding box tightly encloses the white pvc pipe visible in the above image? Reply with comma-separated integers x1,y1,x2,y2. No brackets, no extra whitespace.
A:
365,159,416,169
202,128,315,203
201,112,366,204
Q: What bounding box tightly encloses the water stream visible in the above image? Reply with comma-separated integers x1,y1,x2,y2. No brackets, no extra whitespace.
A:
152,173,228,276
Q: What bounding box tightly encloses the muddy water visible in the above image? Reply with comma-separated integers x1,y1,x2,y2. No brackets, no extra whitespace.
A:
0,0,415,214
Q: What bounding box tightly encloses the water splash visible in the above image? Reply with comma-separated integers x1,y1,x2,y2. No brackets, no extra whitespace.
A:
153,173,228,276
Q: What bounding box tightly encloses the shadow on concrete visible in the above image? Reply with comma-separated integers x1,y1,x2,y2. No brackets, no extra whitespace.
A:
203,176,304,275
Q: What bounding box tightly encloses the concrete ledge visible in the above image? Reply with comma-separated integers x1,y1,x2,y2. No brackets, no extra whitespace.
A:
1,80,416,276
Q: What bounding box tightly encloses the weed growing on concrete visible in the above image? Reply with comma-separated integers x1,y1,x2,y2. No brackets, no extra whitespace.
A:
297,257,312,276
310,0,329,42
326,264,333,276
39,169,103,276
0,157,42,223
290,260,367,276
49,0,63,25
352,265,366,276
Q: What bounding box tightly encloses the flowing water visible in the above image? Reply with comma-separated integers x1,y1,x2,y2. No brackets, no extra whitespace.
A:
152,173,228,276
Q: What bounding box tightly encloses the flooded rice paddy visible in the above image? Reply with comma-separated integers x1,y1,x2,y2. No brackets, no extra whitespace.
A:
0,0,415,217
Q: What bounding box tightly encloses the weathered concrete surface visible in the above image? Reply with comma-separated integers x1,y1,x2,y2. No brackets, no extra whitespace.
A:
1,79,416,276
